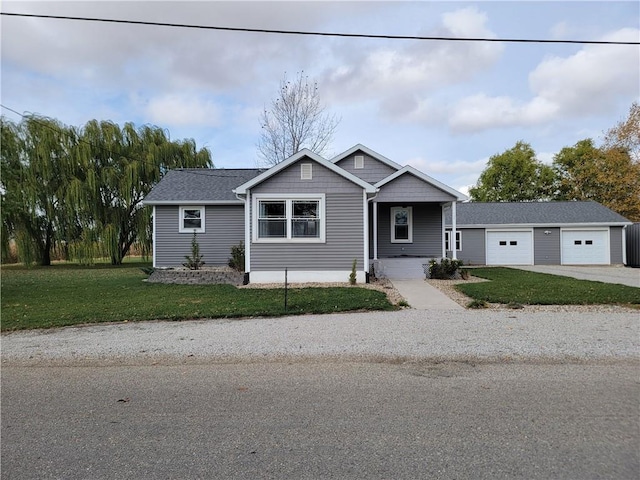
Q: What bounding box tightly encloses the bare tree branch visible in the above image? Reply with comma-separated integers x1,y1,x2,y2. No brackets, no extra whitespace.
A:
258,72,339,166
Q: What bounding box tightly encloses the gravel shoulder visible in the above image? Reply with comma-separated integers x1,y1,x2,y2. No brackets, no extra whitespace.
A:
2,308,637,367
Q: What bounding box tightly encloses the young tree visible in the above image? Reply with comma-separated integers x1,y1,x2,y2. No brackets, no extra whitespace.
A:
469,141,555,202
258,71,339,166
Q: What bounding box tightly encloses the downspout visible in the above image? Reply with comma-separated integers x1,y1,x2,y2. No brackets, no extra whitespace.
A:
235,190,250,282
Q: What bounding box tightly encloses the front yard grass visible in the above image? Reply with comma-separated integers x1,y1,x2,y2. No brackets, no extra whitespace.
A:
457,267,640,306
1,263,395,331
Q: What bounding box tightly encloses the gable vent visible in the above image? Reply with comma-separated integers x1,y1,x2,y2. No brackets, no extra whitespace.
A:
301,163,312,180
354,155,364,169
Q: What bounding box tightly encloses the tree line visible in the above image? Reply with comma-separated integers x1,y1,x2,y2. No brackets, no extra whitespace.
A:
1,116,212,266
469,103,639,222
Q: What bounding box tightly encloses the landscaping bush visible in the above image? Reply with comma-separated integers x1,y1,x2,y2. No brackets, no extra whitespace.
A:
428,258,464,279
228,241,245,272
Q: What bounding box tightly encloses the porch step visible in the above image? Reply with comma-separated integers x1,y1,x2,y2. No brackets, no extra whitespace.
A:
373,257,435,280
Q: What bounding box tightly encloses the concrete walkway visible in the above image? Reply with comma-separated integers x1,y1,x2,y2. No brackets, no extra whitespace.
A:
511,265,640,288
391,279,463,310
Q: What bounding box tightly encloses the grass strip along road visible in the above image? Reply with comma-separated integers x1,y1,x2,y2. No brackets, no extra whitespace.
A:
1,263,394,331
457,267,639,306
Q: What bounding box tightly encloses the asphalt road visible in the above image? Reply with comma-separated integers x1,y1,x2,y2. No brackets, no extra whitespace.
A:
2,361,638,479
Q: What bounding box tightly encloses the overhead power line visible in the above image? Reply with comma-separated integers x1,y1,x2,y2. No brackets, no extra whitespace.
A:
2,11,638,45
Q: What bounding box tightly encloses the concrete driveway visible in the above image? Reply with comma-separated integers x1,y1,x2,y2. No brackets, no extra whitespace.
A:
511,265,639,288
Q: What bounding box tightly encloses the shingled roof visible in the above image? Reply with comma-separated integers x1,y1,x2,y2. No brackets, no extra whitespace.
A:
143,168,264,204
445,201,631,226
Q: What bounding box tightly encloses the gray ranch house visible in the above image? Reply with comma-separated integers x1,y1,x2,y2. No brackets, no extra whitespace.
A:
444,201,631,266
143,144,466,283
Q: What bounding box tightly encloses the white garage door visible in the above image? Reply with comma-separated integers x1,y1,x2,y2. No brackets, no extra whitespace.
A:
486,231,533,265
562,229,609,265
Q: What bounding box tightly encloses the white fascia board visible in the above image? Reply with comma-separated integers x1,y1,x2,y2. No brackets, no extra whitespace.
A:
142,200,243,206
233,149,377,194
330,144,403,171
250,270,367,284
445,222,632,229
375,166,468,201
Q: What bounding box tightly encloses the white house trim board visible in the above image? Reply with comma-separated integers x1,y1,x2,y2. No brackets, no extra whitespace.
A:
142,200,243,206
233,149,377,195
441,204,446,258
560,227,610,265
250,270,367,284
374,166,468,201
363,191,369,274
244,190,251,272
452,222,630,229
330,144,403,171
152,205,157,268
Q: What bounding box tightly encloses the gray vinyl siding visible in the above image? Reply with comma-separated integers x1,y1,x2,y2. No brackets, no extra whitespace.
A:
376,174,457,202
334,153,397,184
252,160,363,195
610,226,624,264
154,205,244,267
376,203,442,257
447,228,485,265
534,227,561,265
250,193,365,271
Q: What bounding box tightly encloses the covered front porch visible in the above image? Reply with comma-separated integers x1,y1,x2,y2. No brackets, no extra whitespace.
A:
368,201,459,264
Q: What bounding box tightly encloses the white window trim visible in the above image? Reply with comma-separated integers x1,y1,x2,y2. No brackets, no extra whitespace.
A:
445,230,462,251
354,155,364,169
179,206,205,233
391,206,413,243
252,194,326,243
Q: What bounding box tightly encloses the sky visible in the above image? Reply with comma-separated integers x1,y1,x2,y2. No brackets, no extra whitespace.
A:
2,0,639,195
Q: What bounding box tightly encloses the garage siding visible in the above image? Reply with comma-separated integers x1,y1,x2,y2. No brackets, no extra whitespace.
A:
610,227,623,264
534,228,561,265
454,228,485,265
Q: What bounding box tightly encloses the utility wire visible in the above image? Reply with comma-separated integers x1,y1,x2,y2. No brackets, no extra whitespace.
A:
2,11,638,45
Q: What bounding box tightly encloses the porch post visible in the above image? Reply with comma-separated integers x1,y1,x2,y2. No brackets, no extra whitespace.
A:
451,201,457,260
373,201,378,260
441,204,446,258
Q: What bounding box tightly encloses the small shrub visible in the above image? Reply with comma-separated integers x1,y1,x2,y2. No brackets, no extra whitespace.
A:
349,258,357,285
428,258,464,279
183,231,205,270
466,299,488,309
228,241,245,272
398,299,409,307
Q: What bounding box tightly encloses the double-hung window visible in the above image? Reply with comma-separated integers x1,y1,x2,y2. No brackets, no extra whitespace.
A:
445,231,462,251
391,207,412,243
179,206,205,233
255,195,324,242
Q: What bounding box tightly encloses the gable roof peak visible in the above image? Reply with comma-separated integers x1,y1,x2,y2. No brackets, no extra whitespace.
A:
331,144,403,171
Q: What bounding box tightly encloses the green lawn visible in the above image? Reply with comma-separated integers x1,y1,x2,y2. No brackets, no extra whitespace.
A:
1,263,395,331
457,267,640,306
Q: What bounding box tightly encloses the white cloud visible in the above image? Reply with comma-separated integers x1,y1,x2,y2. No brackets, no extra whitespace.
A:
145,94,222,127
448,27,640,133
321,7,504,115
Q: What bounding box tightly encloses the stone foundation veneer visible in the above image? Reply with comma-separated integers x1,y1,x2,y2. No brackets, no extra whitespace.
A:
147,269,244,286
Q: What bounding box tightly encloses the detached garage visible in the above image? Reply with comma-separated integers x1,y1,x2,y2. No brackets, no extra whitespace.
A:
445,202,631,266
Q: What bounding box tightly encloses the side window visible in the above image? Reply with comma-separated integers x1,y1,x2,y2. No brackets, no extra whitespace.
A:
179,206,205,233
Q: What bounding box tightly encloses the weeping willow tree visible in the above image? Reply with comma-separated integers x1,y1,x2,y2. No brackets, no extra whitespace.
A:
1,115,212,266
1,115,80,266
74,120,212,265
